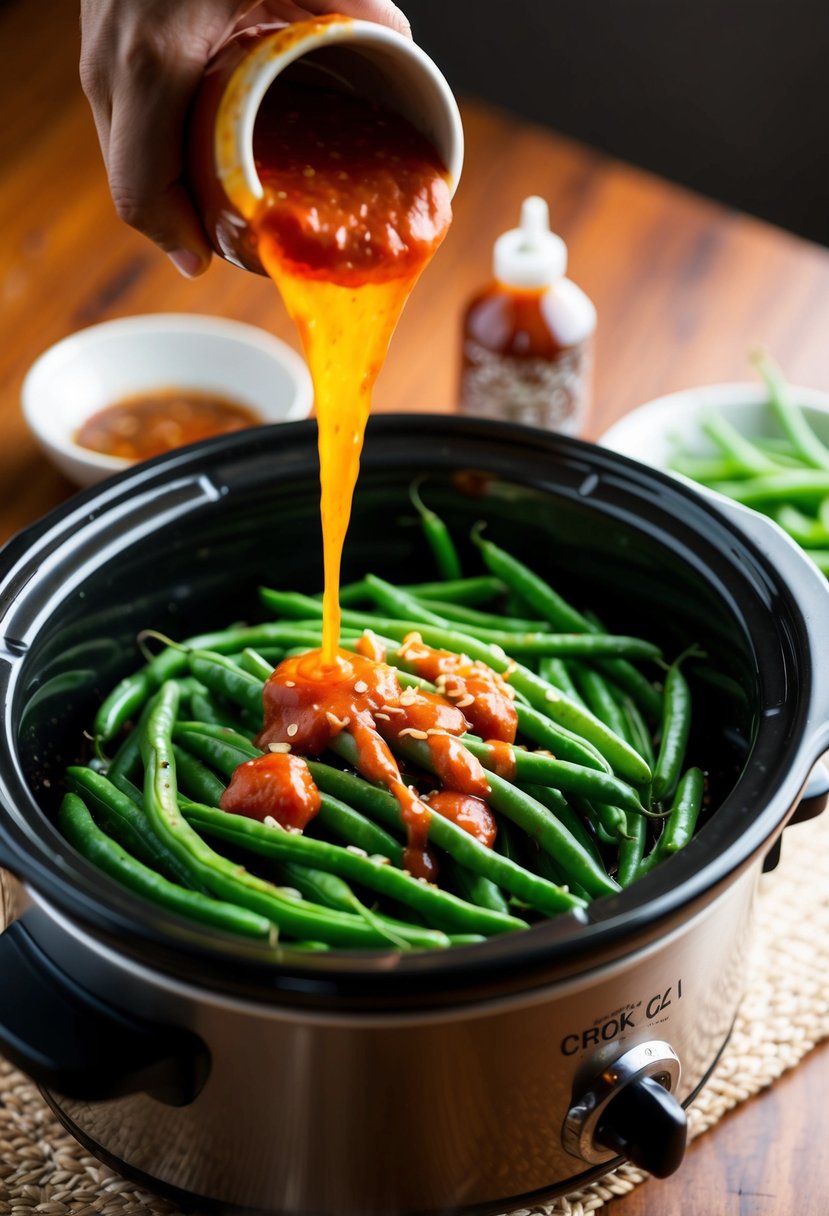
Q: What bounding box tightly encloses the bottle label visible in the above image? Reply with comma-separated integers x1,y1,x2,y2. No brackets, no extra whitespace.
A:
459,339,592,434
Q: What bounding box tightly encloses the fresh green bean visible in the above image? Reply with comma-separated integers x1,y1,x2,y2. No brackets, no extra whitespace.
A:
441,856,510,915
338,575,505,608
700,407,779,476
753,350,829,471
652,655,693,803
182,800,528,937
59,792,273,940
538,657,587,708
616,812,647,887
310,754,587,917
410,480,463,581
386,734,619,899
65,765,199,889
638,767,705,876
459,736,646,816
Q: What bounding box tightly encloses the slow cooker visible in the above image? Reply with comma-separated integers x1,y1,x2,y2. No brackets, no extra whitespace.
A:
0,416,827,1216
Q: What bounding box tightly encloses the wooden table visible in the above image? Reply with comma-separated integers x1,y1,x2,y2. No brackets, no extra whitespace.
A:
2,2,829,1213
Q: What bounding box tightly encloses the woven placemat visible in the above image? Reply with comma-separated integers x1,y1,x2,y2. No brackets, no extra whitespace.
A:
2,810,828,1216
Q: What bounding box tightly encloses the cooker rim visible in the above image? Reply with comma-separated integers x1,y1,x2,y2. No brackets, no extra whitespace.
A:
0,414,826,1007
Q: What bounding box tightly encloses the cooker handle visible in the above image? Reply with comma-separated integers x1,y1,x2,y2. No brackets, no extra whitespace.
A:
0,919,209,1105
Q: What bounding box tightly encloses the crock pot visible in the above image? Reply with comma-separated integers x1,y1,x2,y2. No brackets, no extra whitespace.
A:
0,416,827,1216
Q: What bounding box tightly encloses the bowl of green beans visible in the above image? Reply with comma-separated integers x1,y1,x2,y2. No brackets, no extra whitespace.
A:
599,355,829,576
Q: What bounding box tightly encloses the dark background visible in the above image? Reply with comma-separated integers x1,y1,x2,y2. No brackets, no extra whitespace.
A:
408,0,829,246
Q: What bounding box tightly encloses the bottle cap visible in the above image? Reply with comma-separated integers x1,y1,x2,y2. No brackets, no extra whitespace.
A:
493,196,567,288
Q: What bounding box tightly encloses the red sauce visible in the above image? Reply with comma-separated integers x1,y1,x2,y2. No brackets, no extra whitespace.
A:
219,751,321,829
75,389,259,460
254,648,493,878
485,739,518,782
395,633,518,743
250,76,452,665
253,78,452,286
426,791,497,848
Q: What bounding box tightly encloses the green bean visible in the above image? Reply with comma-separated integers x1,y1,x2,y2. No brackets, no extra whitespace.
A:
459,735,646,817
59,792,273,940
65,765,199,889
538,657,587,708
105,700,152,784
189,688,250,733
181,800,528,937
753,350,829,471
441,856,510,914
359,577,662,660
406,596,544,634
616,812,647,887
773,504,829,547
310,754,586,917
520,784,607,870
570,662,630,742
618,695,656,769
172,744,227,807
409,480,463,581
238,648,276,682
338,575,505,608
700,407,779,476
670,455,753,482
386,735,619,899
707,469,829,507
187,650,265,724
469,534,663,721
639,767,705,876
514,703,612,772
652,655,693,804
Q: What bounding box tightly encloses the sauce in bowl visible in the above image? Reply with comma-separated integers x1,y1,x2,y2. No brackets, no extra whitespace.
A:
76,388,260,461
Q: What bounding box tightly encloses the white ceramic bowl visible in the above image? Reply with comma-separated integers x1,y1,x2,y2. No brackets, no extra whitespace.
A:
599,381,829,473
21,314,314,487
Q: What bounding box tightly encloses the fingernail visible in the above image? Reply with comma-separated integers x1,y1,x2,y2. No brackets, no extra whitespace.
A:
168,249,205,278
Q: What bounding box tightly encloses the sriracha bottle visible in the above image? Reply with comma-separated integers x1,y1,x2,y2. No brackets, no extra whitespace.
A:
459,196,596,434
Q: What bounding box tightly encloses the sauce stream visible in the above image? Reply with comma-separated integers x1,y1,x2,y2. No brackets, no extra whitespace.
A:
252,77,452,664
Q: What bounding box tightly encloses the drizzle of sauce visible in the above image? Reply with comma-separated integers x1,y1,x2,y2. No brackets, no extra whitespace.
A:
255,648,492,877
76,389,259,460
394,633,518,743
251,76,452,665
220,751,321,829
425,791,497,848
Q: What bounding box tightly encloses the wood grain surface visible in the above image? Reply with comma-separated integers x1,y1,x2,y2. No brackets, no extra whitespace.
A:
1,1,828,1213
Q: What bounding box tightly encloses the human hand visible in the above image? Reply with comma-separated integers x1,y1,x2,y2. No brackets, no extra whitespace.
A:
80,0,412,278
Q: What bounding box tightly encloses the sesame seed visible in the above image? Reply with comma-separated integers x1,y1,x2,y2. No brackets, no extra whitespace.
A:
545,689,560,702
398,727,429,740
354,680,368,694
268,741,291,754
456,694,476,709
325,710,350,730
375,712,390,721
285,680,296,688
370,854,392,865
346,845,369,858
263,815,280,828
287,723,299,737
